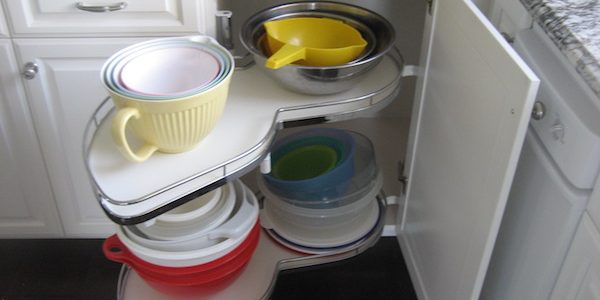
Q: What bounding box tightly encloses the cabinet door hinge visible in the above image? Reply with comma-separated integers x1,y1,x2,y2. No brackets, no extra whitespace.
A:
398,160,408,195
426,0,433,15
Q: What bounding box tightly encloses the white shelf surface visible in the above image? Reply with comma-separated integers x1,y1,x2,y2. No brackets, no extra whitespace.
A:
85,55,403,223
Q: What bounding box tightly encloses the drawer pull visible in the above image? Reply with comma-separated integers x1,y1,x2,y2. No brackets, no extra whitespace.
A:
75,2,127,12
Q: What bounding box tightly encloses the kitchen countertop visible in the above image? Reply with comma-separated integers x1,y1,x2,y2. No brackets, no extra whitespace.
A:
520,0,600,97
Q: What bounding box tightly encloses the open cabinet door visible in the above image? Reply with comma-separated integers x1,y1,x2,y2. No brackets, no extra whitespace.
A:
398,1,539,300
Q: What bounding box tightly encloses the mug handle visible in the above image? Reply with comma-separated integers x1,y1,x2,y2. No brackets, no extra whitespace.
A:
111,107,158,162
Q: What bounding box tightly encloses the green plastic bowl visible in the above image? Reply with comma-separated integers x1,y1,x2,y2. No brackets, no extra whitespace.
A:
264,128,355,201
272,144,338,180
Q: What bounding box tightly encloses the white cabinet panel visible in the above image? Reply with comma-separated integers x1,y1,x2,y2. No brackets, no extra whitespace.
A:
0,3,9,38
4,0,214,37
0,5,9,38
588,175,600,231
0,40,62,237
399,0,538,299
551,214,600,300
13,37,153,237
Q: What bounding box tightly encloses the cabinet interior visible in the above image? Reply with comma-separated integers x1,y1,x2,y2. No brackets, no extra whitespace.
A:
224,0,426,202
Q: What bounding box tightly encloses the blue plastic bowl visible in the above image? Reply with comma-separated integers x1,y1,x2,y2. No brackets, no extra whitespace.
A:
264,128,355,201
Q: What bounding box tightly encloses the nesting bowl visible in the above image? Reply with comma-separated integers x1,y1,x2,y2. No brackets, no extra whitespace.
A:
240,1,395,95
104,221,260,297
264,128,356,201
103,180,260,296
259,129,383,250
109,181,258,267
154,188,223,224
101,36,234,162
133,183,237,241
262,129,378,209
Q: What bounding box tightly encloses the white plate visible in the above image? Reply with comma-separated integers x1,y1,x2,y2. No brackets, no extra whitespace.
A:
156,187,221,223
136,182,236,240
115,180,259,267
261,195,379,249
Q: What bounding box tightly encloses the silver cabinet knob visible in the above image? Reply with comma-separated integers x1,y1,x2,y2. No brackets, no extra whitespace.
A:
531,101,546,120
22,62,39,80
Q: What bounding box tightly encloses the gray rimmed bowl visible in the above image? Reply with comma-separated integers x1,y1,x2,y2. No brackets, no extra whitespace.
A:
240,1,396,95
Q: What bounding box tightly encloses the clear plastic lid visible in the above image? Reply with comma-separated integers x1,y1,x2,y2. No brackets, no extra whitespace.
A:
260,128,378,210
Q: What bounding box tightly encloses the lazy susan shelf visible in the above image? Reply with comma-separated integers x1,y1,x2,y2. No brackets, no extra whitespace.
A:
83,50,404,225
116,195,387,300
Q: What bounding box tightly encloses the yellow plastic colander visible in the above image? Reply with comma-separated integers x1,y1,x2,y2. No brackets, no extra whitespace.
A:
263,17,368,69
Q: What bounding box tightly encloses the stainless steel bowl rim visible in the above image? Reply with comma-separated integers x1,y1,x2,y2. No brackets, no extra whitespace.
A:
240,1,396,70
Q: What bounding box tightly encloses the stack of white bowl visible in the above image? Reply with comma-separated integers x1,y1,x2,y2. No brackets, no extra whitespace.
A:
103,180,259,296
102,36,233,100
259,129,383,254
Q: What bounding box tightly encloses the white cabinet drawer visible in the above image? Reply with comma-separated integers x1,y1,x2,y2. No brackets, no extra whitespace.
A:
0,4,9,38
3,0,215,37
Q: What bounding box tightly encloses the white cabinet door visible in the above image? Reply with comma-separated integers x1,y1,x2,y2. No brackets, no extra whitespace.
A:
551,214,600,300
0,40,63,237
0,4,9,38
588,172,600,231
399,0,539,299
13,37,153,237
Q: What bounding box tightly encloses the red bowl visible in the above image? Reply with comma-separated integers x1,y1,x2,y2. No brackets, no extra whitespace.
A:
140,262,251,297
104,221,260,297
135,232,256,284
103,220,260,279
136,231,257,297
133,222,259,284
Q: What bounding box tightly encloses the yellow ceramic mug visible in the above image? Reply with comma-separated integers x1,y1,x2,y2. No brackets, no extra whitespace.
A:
110,80,231,162
103,36,234,162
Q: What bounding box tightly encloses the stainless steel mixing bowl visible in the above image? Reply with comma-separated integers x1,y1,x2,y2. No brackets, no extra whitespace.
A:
240,2,396,95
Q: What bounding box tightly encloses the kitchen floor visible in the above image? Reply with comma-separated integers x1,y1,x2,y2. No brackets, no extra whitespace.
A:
0,237,416,300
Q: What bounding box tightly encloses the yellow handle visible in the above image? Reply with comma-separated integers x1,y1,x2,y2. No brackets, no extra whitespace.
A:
111,107,158,163
265,44,306,69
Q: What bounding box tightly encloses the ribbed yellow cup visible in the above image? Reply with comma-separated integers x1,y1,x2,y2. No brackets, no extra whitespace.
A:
109,73,232,163
101,36,234,163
